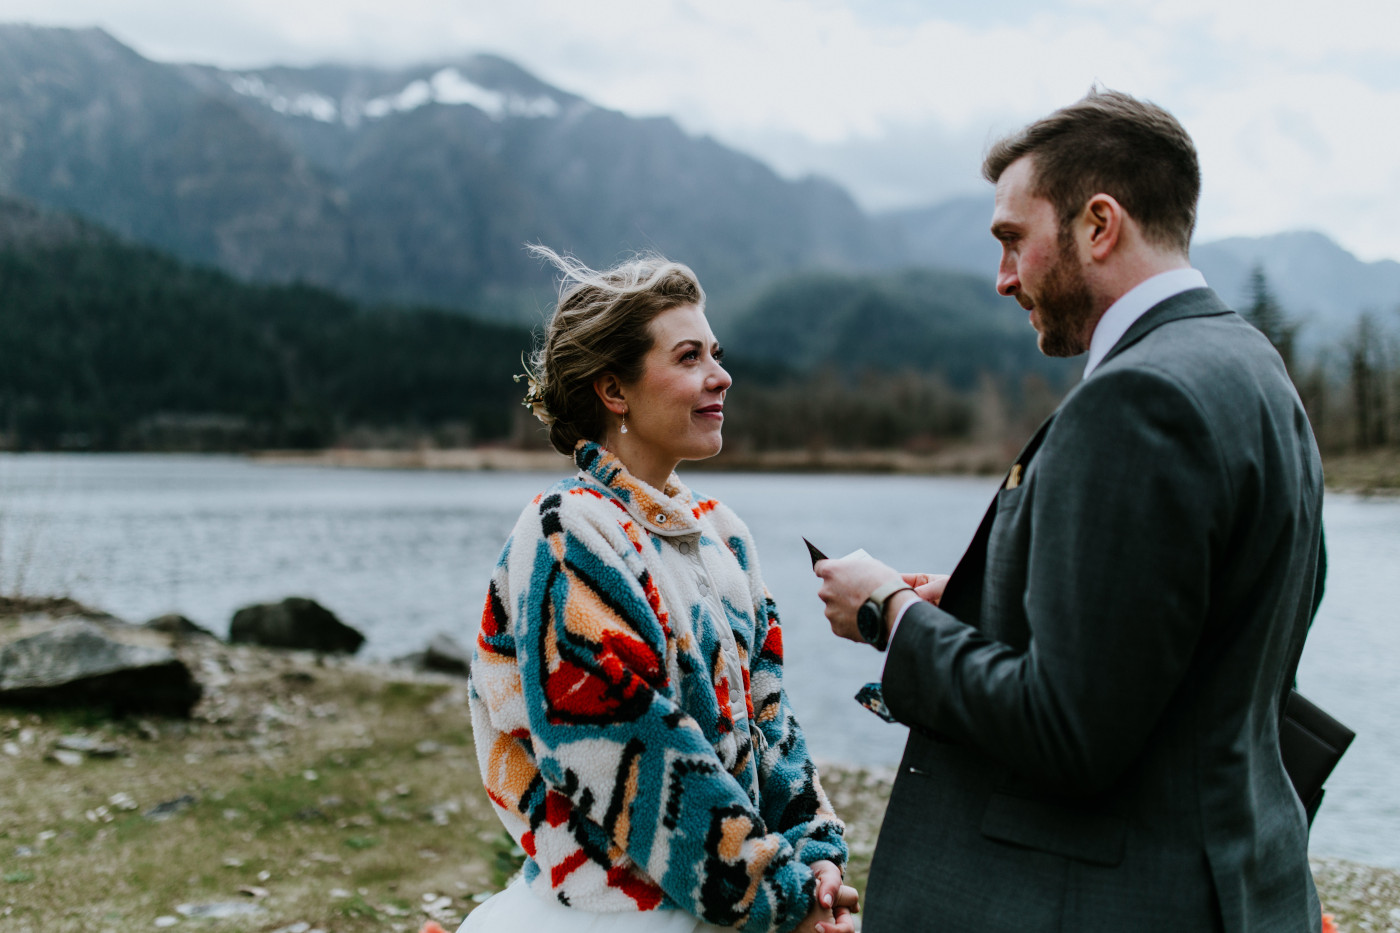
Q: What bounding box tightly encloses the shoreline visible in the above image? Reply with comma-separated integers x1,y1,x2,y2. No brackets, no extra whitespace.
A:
249,446,1400,492
248,445,1012,476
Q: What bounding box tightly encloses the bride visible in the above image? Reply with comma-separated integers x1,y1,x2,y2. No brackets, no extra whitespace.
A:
464,248,857,933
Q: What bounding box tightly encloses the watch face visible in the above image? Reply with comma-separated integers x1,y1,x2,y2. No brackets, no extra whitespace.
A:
857,600,882,646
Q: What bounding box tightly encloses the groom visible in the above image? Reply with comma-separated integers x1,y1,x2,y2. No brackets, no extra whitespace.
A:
816,90,1326,932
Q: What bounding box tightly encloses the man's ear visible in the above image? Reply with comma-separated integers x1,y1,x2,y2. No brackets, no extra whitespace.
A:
1082,193,1124,262
593,373,628,416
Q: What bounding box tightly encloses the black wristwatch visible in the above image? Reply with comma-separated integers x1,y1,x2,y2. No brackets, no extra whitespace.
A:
857,579,913,651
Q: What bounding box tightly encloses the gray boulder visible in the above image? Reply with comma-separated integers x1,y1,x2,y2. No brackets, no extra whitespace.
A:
0,620,202,717
144,613,218,640
423,632,471,677
229,598,364,654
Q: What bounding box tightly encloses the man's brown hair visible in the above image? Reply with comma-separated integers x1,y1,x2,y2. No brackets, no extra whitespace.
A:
983,88,1200,254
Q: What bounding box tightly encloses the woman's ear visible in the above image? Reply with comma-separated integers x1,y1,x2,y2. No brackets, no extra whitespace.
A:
593,373,628,416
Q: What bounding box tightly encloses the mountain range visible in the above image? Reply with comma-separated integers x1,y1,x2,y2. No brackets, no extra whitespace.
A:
0,23,1395,347
0,24,892,321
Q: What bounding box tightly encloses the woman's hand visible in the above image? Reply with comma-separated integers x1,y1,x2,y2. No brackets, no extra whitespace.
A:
793,860,858,933
902,572,951,605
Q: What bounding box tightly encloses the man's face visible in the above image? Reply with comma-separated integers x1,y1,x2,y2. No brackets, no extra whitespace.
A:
989,157,1096,358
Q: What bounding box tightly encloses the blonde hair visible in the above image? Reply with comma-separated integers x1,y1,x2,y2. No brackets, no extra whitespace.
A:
524,246,706,455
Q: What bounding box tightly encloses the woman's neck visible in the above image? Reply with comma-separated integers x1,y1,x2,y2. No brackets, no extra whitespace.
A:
600,431,676,491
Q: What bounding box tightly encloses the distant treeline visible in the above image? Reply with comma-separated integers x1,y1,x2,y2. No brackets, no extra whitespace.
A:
0,242,529,450
1,236,1393,457
0,234,1079,453
1242,268,1400,454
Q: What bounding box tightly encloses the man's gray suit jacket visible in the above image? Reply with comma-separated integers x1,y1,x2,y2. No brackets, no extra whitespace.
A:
864,289,1326,932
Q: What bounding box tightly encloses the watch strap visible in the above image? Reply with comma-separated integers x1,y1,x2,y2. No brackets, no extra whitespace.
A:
868,578,913,610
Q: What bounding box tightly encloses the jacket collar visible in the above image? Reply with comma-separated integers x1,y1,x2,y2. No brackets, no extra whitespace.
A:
1095,286,1231,373
574,441,702,537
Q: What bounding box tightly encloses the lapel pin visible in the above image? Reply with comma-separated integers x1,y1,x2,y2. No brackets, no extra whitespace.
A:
1006,464,1023,490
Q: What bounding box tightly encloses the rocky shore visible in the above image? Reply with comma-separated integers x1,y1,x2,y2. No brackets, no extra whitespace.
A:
2,601,1396,932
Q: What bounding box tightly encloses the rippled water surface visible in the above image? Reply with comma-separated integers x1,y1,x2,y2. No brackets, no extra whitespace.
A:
1,454,1395,866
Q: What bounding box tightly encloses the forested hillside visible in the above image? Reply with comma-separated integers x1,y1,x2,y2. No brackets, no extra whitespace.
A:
0,230,531,450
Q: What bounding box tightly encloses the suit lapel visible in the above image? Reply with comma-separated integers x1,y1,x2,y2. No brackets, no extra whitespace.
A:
939,414,1054,624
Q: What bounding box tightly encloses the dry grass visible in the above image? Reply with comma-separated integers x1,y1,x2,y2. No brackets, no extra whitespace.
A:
1323,449,1400,495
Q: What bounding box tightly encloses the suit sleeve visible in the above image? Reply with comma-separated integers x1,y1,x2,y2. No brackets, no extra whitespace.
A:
881,367,1229,796
513,489,817,933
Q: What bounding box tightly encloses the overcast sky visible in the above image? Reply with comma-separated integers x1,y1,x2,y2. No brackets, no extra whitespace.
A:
5,0,1400,263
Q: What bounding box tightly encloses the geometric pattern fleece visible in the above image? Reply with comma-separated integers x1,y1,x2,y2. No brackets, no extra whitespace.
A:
469,441,846,932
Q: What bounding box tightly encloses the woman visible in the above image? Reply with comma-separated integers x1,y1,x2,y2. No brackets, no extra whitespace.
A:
466,248,856,933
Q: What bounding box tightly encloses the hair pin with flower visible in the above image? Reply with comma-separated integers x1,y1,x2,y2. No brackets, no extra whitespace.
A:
514,363,554,425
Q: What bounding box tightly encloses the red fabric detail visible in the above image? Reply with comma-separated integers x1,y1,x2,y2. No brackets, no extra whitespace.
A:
509,728,532,739
571,487,604,500
762,621,784,661
742,667,754,719
696,499,719,515
1322,916,1339,933
521,831,536,857
606,865,665,910
603,628,664,689
545,791,572,827
551,848,590,887
715,676,733,733
643,577,672,638
478,590,502,640
545,648,650,721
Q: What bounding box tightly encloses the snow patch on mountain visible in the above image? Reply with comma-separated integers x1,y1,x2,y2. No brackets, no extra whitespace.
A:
225,67,560,126
227,74,338,123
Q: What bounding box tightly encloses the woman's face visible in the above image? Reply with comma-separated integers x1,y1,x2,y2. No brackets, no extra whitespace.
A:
612,303,730,484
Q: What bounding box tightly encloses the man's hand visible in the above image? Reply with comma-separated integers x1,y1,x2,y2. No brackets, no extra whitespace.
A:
793,859,858,933
815,555,901,642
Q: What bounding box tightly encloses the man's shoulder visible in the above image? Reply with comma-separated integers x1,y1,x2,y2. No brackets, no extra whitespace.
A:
1098,294,1286,396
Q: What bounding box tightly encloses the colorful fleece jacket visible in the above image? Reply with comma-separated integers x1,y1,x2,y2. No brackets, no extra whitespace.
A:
468,441,846,933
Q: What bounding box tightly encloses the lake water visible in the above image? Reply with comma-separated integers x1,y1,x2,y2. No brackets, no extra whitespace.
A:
1,454,1396,868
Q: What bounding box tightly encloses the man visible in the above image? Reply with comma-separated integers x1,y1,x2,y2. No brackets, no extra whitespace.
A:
816,89,1325,932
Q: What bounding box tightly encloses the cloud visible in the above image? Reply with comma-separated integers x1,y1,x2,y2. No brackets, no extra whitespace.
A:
1186,70,1400,261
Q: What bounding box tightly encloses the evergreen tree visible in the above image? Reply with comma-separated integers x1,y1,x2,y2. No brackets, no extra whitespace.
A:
1243,266,1297,375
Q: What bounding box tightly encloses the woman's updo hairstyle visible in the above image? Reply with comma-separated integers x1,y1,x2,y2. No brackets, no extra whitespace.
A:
523,245,706,456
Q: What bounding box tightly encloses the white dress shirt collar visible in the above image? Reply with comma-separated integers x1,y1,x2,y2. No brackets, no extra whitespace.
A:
1082,268,1208,379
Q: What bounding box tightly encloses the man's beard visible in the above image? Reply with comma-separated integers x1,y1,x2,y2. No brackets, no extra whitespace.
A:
1033,233,1095,358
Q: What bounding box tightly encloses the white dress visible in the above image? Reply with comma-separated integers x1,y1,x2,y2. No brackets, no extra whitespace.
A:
458,878,739,933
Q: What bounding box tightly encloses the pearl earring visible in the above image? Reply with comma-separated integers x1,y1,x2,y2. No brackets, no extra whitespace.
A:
620,417,628,435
